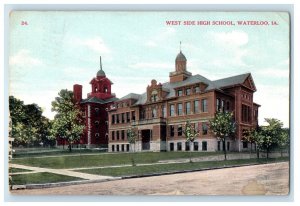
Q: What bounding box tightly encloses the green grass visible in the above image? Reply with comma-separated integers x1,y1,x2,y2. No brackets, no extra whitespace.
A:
9,168,32,173
11,151,223,169
76,157,289,177
11,172,84,185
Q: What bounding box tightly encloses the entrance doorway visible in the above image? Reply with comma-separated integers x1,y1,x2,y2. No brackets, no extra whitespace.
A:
141,129,151,150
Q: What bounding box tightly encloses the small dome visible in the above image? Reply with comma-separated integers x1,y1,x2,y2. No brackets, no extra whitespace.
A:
97,69,106,77
176,51,187,61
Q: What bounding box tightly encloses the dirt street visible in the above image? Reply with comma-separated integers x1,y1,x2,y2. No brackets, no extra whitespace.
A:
10,162,289,196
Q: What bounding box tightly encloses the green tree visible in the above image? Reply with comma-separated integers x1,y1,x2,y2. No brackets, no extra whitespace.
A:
260,118,283,159
241,129,256,158
251,128,264,159
51,89,84,152
278,128,289,157
127,127,138,166
209,111,236,160
183,120,199,163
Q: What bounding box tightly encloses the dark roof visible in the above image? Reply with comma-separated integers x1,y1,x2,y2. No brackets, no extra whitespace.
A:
119,93,141,101
213,73,250,88
81,96,118,104
97,69,106,77
176,51,187,61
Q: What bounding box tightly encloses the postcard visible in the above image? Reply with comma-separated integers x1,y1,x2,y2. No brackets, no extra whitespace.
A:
8,11,290,196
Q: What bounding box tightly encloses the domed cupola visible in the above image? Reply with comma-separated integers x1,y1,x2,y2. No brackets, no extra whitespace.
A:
97,56,106,77
175,51,187,62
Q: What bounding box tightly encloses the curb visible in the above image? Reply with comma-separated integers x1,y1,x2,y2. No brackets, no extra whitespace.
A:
11,177,121,190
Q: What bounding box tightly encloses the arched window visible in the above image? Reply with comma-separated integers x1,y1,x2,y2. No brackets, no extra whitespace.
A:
103,85,108,93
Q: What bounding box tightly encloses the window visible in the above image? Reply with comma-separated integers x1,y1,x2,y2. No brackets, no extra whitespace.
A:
162,105,166,118
227,142,230,151
121,130,125,140
152,108,157,118
216,98,221,112
112,145,115,152
116,114,119,123
131,111,136,121
185,142,190,151
202,122,208,135
221,100,225,112
126,112,130,122
185,88,191,95
116,131,119,140
202,141,207,151
242,104,251,122
194,142,199,151
170,125,175,137
121,113,125,123
185,102,191,115
170,143,174,151
116,145,119,152
95,121,99,127
177,142,182,151
112,131,115,140
177,90,183,96
194,100,199,113
121,144,124,152
170,104,175,117
243,141,248,149
177,103,183,115
178,125,182,136
95,133,99,138
112,115,115,124
195,86,200,93
226,101,230,111
151,94,158,102
218,141,221,151
126,144,130,152
201,99,208,112
95,108,99,115
140,109,146,120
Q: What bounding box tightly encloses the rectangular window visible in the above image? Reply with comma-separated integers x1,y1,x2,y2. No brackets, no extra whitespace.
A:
216,98,221,112
185,142,190,151
112,115,115,124
218,141,221,151
185,102,191,115
162,105,166,118
195,86,200,93
170,143,174,151
202,141,207,151
227,142,230,151
221,100,225,112
126,144,130,152
112,145,115,152
170,104,175,117
194,100,199,113
152,108,157,118
140,109,146,120
131,111,135,121
116,145,119,152
178,125,182,136
126,112,130,122
116,131,119,140
121,130,125,140
185,88,191,95
242,104,251,123
243,141,248,149
121,113,125,123
177,90,183,96
226,101,230,111
170,125,175,137
121,144,124,152
194,142,199,151
202,122,208,135
177,103,183,115
201,99,208,112
112,131,115,140
116,114,119,123
177,142,182,151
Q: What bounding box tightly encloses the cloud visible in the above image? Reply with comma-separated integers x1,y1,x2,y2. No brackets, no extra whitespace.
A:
9,49,43,67
71,36,111,54
144,27,176,48
212,30,249,47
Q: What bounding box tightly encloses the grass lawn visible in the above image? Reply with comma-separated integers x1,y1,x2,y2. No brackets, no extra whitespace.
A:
11,172,84,185
11,151,223,169
9,168,32,173
76,157,289,177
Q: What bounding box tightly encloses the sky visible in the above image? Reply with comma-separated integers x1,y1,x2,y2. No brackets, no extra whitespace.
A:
9,11,290,127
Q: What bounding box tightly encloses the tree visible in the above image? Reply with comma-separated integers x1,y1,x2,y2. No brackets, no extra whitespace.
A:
209,111,236,160
183,120,199,163
51,89,84,152
260,118,283,159
9,96,51,147
251,128,264,159
241,129,256,158
278,128,289,157
127,127,138,166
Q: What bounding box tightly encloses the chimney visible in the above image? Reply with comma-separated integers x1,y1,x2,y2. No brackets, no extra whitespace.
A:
73,84,82,103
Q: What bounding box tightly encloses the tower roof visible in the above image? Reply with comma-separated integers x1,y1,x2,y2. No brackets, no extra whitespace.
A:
176,51,187,61
97,56,106,77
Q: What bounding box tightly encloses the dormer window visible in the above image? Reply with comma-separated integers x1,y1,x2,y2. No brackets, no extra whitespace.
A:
151,90,158,102
195,86,200,93
177,90,183,96
185,88,191,95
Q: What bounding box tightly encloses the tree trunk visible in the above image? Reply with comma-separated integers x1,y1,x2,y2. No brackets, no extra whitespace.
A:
223,139,227,160
189,141,192,163
69,143,72,152
257,148,260,159
266,147,269,159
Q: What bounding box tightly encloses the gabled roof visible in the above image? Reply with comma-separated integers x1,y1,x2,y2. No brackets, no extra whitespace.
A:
213,73,250,89
81,96,119,104
119,93,141,101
